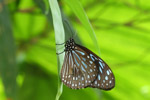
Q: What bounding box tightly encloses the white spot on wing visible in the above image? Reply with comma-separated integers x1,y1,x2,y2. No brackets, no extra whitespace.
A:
85,80,87,83
95,80,97,84
107,70,110,75
88,75,90,78
109,80,112,84
99,61,104,69
103,80,105,83
79,82,81,85
90,69,93,72
105,76,108,80
87,56,89,58
73,77,75,80
99,67,102,73
89,61,93,64
72,84,74,87
76,77,78,80
82,77,84,80
98,74,101,80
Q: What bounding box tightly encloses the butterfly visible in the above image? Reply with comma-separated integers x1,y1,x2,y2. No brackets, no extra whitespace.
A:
60,38,115,90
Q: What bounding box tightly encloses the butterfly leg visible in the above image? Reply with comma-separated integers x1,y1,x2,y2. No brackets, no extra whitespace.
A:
56,51,65,55
56,42,65,45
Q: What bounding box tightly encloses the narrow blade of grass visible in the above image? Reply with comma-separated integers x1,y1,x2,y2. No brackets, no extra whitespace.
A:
48,0,65,100
64,0,100,55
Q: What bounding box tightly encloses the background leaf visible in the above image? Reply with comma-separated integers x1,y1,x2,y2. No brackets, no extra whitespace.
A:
64,0,100,56
0,0,150,100
0,1,18,100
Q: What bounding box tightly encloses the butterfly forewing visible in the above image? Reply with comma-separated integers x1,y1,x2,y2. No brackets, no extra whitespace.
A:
61,44,98,89
76,44,115,90
73,47,99,85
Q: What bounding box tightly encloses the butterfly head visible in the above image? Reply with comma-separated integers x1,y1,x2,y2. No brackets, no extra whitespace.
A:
65,38,76,51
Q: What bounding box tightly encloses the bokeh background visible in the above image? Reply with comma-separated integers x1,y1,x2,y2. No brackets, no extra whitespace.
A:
0,0,150,100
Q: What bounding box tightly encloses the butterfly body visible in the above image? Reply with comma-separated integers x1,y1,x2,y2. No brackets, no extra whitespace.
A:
61,38,115,90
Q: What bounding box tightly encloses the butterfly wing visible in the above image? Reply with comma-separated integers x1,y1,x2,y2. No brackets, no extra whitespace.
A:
90,59,115,90
76,44,115,90
61,45,99,89
61,51,85,89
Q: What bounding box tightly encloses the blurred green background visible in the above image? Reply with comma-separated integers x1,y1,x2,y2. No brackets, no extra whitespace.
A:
0,0,150,100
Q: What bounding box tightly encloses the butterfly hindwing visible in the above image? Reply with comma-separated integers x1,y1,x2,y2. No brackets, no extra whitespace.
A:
90,58,115,90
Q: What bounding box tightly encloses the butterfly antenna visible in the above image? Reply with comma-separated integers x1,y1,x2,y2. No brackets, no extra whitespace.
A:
64,19,75,39
73,31,77,39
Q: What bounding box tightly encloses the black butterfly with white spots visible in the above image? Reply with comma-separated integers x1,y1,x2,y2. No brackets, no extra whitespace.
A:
60,38,115,90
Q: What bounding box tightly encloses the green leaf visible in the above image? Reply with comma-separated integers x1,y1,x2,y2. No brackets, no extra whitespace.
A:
0,1,18,100
34,0,53,23
48,0,65,100
18,65,58,100
64,0,100,56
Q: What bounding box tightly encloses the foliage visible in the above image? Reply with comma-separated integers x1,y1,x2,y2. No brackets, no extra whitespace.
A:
0,0,150,100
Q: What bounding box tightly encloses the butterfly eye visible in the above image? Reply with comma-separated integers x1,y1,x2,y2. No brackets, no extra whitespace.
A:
69,38,73,42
